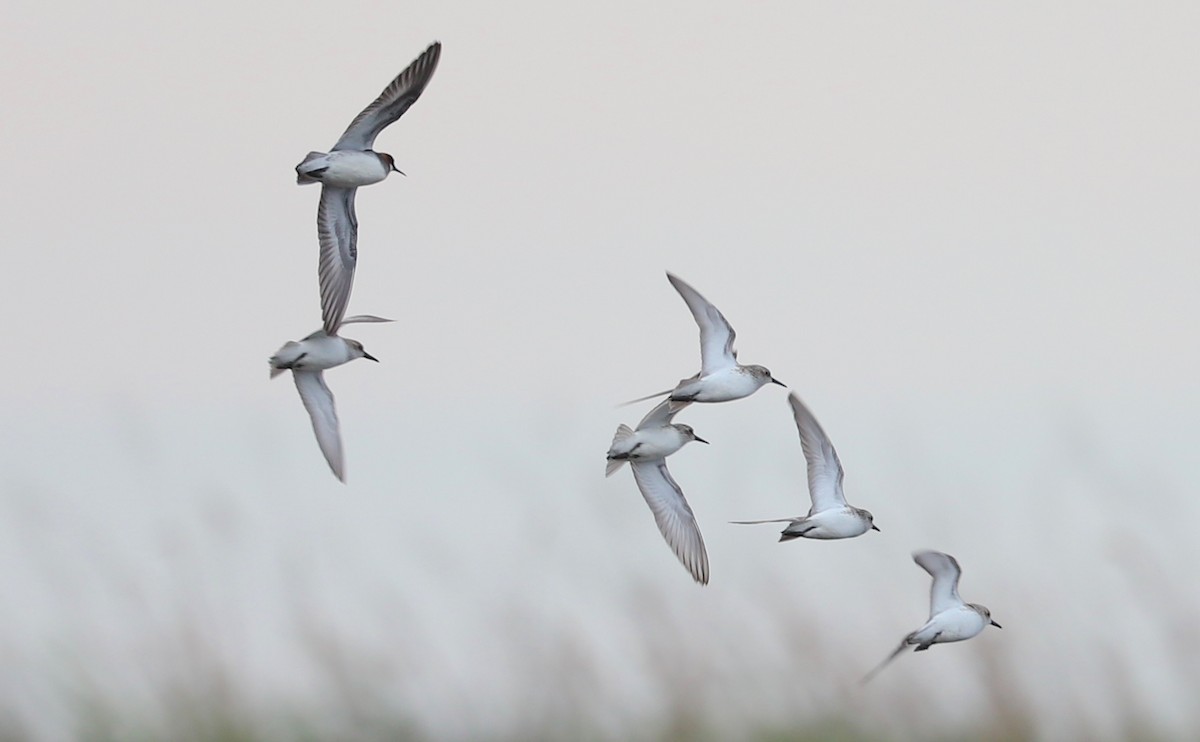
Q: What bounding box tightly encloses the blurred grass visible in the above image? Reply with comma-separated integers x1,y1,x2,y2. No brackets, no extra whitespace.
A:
3,403,1200,741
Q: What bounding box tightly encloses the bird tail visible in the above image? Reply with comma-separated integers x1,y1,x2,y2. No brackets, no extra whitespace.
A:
295,152,327,184
605,424,635,477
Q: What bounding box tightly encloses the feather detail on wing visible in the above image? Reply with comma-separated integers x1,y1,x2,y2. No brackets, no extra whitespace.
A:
630,460,709,585
317,186,358,336
340,315,393,326
666,272,738,376
332,42,443,152
914,550,964,617
788,393,847,513
293,371,344,482
636,399,690,430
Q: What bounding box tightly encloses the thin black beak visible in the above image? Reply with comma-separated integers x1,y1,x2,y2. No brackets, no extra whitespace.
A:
990,620,1002,629
362,352,379,362
870,524,881,532
392,165,406,176
693,436,710,445
770,377,787,387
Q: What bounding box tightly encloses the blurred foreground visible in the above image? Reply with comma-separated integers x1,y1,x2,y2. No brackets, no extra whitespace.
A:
1,393,1197,741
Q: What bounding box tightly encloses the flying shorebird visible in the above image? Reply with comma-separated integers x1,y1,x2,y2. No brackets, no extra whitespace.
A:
269,315,393,482
731,393,879,540
295,42,442,336
862,550,1002,683
607,399,711,584
626,272,785,406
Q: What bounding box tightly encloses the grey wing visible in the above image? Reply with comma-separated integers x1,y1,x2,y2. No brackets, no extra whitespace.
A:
293,371,344,482
860,638,913,685
666,272,738,376
630,460,709,584
340,315,394,326
317,186,358,336
788,393,847,512
331,41,442,152
636,399,691,430
913,550,964,617
302,315,393,343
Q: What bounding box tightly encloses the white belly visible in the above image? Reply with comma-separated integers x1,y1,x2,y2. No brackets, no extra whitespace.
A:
270,335,352,372
618,426,688,461
800,508,872,539
918,607,987,644
677,368,765,403
305,151,389,188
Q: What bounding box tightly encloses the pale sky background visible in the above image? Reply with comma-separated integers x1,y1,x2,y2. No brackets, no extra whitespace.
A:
2,1,1200,739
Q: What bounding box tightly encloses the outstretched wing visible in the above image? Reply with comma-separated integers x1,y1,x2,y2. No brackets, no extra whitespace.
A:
666,273,738,376
788,393,847,513
317,186,358,336
630,460,709,585
304,314,393,342
332,42,442,152
293,371,344,482
636,399,691,431
340,315,394,326
861,637,913,685
914,550,964,617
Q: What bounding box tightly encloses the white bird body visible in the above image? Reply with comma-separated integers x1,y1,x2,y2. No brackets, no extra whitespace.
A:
606,422,694,470
778,507,876,540
862,550,1001,683
295,41,442,336
670,365,776,403
627,273,784,406
295,150,392,188
606,400,710,584
269,334,363,377
906,604,992,646
732,393,878,540
268,315,391,482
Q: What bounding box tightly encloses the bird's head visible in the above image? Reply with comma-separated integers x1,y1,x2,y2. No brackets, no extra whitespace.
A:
348,339,378,362
378,152,405,176
748,365,786,387
677,424,708,445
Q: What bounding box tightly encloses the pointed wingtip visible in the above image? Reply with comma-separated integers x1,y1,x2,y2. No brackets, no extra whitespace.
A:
617,389,672,407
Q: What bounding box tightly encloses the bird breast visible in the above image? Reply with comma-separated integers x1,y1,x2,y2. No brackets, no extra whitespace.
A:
685,367,766,402
286,336,356,371
628,426,690,460
925,606,988,643
314,151,391,188
801,508,873,539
